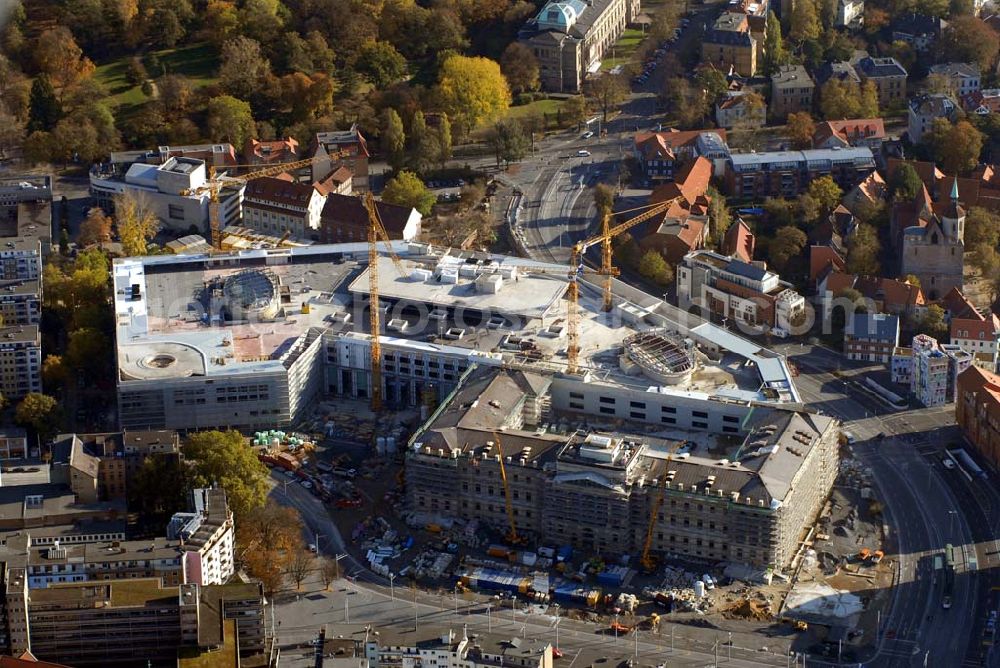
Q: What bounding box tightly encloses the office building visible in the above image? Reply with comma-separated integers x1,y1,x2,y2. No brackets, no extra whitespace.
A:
517,0,638,92
405,364,838,569
844,312,899,363
676,249,806,334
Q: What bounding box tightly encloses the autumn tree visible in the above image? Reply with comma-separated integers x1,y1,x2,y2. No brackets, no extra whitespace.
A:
924,119,984,176
358,41,407,88
382,170,435,216
846,223,881,275
594,183,615,216
41,355,68,390
917,304,948,340
762,11,788,75
638,250,673,286
237,0,287,47
15,393,60,440
218,36,272,102
238,502,304,593
500,42,540,96
563,95,588,130
129,454,191,524
435,55,511,138
786,112,815,149
937,16,1000,72
707,187,731,241
965,207,1000,248
183,430,268,519
766,226,807,271
820,79,878,120
66,327,110,379
382,108,406,172
790,0,821,43
114,190,158,257
486,119,530,168
33,27,95,93
206,95,256,151
889,162,924,201
805,175,843,219
435,113,453,168
203,0,239,46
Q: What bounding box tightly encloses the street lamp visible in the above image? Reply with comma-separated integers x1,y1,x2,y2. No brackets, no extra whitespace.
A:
948,510,958,541
554,618,561,651
487,603,492,633
389,573,395,601
614,612,619,644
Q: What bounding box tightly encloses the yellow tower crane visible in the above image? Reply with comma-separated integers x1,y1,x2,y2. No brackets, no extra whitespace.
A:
364,192,405,413
565,196,683,374
640,441,685,573
182,150,351,248
493,432,527,546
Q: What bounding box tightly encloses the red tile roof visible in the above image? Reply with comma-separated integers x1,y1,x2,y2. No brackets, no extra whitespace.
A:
815,118,886,146
809,245,846,282
634,129,727,161
723,219,755,263
245,137,299,164
958,364,1000,407
244,175,321,208
854,275,926,310
321,193,415,237
952,314,999,341
823,270,858,294
941,286,982,320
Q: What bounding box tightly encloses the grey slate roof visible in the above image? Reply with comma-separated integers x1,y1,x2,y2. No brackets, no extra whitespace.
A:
848,312,900,341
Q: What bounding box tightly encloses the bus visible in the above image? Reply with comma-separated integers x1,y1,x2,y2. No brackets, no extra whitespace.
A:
943,544,955,609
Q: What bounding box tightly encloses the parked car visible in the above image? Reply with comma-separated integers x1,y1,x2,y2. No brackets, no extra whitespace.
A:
577,150,591,157
581,130,594,139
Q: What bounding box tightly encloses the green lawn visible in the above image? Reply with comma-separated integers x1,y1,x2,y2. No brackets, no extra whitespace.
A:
601,28,648,71
94,42,220,114
505,97,565,120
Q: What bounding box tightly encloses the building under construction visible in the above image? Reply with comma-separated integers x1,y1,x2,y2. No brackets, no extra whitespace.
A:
114,243,800,431
406,364,839,570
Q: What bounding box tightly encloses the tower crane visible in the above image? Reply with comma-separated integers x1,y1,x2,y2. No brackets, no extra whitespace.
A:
492,431,527,546
565,195,683,374
182,150,351,248
364,192,406,413
639,441,685,573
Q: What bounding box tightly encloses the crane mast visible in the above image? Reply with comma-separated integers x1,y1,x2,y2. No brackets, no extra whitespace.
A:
565,196,683,373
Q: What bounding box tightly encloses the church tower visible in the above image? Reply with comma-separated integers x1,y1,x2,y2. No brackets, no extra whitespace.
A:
940,176,966,243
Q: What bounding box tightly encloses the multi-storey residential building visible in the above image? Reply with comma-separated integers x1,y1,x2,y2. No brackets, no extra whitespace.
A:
406,365,838,569
310,125,370,191
815,60,861,86
18,488,233,589
0,327,41,400
319,194,422,244
896,333,974,406
891,346,913,384
963,88,1000,115
770,65,814,119
956,365,1000,471
928,62,981,97
844,312,899,363
951,314,1000,368
715,90,766,129
855,56,908,106
517,0,638,93
633,130,730,184
241,175,327,240
812,119,886,152
702,12,757,76
1,576,268,667
89,157,244,234
724,148,875,199
0,429,27,460
244,137,299,166
907,94,958,144
677,249,806,333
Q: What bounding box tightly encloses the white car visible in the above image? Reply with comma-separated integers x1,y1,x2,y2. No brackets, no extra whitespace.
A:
577,150,591,157
942,458,956,470
582,131,594,139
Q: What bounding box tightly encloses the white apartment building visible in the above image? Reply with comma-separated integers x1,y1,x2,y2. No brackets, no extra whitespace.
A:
364,627,552,668
241,176,327,240
170,488,235,586
950,315,1000,366
677,250,805,334
899,333,974,406
89,157,244,234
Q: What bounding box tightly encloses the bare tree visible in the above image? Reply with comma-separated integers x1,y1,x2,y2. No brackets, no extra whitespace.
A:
319,557,340,590
285,548,314,590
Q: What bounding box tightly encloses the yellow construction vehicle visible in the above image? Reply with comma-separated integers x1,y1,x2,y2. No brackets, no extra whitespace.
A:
493,432,527,546
565,196,683,374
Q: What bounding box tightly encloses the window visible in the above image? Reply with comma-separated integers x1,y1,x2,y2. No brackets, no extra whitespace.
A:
629,401,646,409
167,204,185,220
569,401,584,410
723,415,739,423
599,396,616,404
661,416,676,424
569,391,584,399
661,406,677,414
599,406,615,415
693,410,708,419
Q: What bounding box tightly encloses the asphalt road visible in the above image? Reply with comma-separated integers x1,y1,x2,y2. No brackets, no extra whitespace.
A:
778,343,988,668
